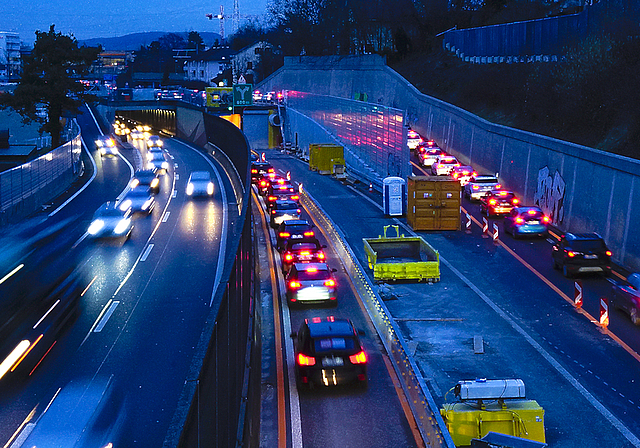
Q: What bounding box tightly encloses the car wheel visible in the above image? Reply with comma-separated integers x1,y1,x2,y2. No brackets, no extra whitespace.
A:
631,308,640,325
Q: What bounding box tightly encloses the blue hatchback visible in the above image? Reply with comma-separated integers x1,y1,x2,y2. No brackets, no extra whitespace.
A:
504,206,550,238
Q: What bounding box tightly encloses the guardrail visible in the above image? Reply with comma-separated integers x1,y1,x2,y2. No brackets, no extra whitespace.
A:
300,187,455,448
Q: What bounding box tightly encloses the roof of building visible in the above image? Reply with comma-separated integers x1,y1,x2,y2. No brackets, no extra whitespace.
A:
188,46,236,63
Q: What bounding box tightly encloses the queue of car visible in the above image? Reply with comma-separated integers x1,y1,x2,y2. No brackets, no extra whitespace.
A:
252,156,369,390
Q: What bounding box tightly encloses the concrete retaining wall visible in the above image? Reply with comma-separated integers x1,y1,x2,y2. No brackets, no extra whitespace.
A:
258,55,640,270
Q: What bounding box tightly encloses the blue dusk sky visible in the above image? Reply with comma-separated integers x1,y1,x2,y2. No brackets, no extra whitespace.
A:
1,0,271,44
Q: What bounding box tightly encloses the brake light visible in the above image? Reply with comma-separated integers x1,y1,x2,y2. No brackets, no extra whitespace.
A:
496,184,502,189
318,252,325,259
311,317,323,323
271,210,276,214
306,267,318,273
527,210,536,215
324,279,336,287
489,199,497,205
277,179,285,184
606,250,612,257
289,280,301,289
291,195,300,200
567,251,576,258
300,251,311,256
349,351,367,364
438,164,444,168
472,171,477,176
260,181,267,187
303,231,314,237
515,217,524,224
268,168,274,173
268,196,277,202
279,232,290,237
473,185,479,190
297,209,301,213
542,216,551,223
297,353,316,366
512,198,519,204
285,253,294,261
453,173,459,178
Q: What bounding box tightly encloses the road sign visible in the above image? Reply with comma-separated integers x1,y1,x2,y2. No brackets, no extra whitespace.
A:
574,281,583,308
600,297,609,328
233,84,253,107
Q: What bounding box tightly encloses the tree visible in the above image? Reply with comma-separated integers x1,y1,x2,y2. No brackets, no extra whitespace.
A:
187,31,205,52
0,25,101,149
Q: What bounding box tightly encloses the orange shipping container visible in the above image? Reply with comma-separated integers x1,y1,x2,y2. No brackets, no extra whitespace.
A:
407,176,461,231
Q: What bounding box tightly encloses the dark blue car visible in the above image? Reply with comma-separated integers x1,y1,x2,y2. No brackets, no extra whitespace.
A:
503,206,550,238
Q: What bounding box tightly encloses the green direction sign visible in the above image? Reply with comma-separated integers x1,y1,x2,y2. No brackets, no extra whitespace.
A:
233,84,253,107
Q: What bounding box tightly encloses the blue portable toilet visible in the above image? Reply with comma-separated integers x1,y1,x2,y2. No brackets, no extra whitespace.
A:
383,177,406,216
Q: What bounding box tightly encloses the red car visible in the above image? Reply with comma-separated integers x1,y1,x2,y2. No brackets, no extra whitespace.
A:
282,239,327,272
480,190,520,217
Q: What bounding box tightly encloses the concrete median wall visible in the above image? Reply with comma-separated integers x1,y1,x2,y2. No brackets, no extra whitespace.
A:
258,55,640,271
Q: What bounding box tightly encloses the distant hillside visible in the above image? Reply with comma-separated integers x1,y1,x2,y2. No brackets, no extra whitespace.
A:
80,31,222,51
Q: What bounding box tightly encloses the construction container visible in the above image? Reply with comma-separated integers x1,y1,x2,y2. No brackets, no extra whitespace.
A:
363,225,440,282
383,177,406,216
441,400,546,446
309,144,345,175
407,176,461,231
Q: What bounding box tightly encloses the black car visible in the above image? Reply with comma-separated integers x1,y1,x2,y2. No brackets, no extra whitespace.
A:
552,232,612,277
276,219,316,251
251,161,274,184
282,239,326,272
291,316,367,389
130,170,160,194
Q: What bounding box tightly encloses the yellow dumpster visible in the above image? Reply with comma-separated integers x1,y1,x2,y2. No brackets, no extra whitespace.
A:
309,144,345,175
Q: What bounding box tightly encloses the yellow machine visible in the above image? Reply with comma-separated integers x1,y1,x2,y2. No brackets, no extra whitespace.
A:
440,379,546,446
308,144,345,175
363,225,440,282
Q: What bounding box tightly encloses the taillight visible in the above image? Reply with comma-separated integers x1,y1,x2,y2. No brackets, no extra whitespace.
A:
542,216,550,223
291,195,300,200
349,351,367,364
268,196,277,202
453,173,459,178
515,217,524,224
271,210,276,214
472,172,478,176
303,231,314,237
289,280,301,289
285,253,294,261
496,184,502,189
324,279,336,287
268,168,274,173
606,250,612,257
297,353,315,366
300,251,310,256
489,199,497,205
567,251,576,258
473,185,479,190
279,232,290,237
318,252,325,259
512,198,519,204
251,169,257,173
297,209,301,213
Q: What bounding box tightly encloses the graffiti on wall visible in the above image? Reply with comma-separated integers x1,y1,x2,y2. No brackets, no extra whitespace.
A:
533,166,566,224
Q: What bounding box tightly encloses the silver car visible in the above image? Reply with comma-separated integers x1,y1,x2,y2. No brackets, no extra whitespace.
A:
186,171,214,197
270,199,301,227
87,202,133,239
146,151,169,174
119,188,156,215
464,175,501,201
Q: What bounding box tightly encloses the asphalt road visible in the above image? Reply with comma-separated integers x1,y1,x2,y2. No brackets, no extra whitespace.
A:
260,147,640,448
0,108,231,447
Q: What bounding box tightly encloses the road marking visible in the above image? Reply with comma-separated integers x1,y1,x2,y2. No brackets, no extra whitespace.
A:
175,174,179,180
140,244,154,261
94,300,120,332
162,211,170,222
172,190,177,198
0,264,24,285
174,163,179,168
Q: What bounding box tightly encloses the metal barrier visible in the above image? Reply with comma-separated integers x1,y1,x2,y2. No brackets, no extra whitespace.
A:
0,122,82,225
300,188,456,448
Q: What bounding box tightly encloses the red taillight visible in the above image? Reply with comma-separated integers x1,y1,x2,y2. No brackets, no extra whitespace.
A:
289,280,301,289
297,209,301,213
300,251,311,256
472,171,478,176
473,185,479,190
279,232,290,237
324,279,336,287
606,250,612,257
260,181,267,187
515,217,524,224
271,210,276,214
527,210,536,215
285,253,294,261
268,168,274,173
251,169,257,173
291,195,300,200
567,251,576,258
297,353,316,366
512,198,519,204
303,231,314,237
453,173,459,178
542,216,551,223
496,184,502,189
268,196,277,202
489,199,497,205
349,351,367,364
318,252,325,259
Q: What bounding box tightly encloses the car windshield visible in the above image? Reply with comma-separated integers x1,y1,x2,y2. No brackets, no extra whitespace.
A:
571,240,607,252
127,189,151,197
97,209,123,218
150,153,164,161
190,172,210,181
474,177,498,184
297,268,330,280
314,337,356,353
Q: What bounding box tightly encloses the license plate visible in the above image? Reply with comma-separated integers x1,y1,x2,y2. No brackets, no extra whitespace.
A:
527,220,540,225
291,235,303,239
322,357,344,367
585,254,598,259
579,266,602,272
298,255,312,260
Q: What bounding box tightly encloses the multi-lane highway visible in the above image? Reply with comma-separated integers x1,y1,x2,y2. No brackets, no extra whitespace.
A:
257,147,640,448
0,107,232,447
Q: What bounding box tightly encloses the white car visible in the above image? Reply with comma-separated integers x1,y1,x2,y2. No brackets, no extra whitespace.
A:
186,171,214,197
464,175,502,200
431,155,460,176
146,151,169,174
95,137,118,157
146,135,163,147
421,148,447,167
450,165,477,187
407,129,423,150
87,202,133,239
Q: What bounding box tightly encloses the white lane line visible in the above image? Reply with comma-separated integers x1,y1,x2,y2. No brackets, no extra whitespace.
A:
0,263,24,285
174,163,179,168
162,211,171,223
94,301,120,332
172,190,177,198
140,244,154,262
175,174,180,180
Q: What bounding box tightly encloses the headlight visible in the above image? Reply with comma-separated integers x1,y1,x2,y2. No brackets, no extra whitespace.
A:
114,218,131,235
162,161,169,169
96,139,104,147
207,182,214,195
120,200,132,211
186,183,194,196
147,153,153,161
146,162,154,170
131,179,140,188
88,219,105,235
142,199,153,210
150,179,159,188
157,140,163,146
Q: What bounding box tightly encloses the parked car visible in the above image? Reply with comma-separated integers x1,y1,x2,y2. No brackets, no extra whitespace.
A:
503,206,551,238
291,316,367,389
552,232,612,277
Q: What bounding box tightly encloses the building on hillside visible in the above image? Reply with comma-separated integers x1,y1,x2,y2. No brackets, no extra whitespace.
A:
231,41,275,85
93,51,133,83
183,46,236,86
0,32,21,82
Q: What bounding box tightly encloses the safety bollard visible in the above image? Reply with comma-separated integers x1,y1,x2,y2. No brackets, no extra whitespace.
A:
482,217,489,238
492,223,499,242
600,297,609,328
574,281,583,309
286,170,291,181
465,212,472,233
369,183,373,193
